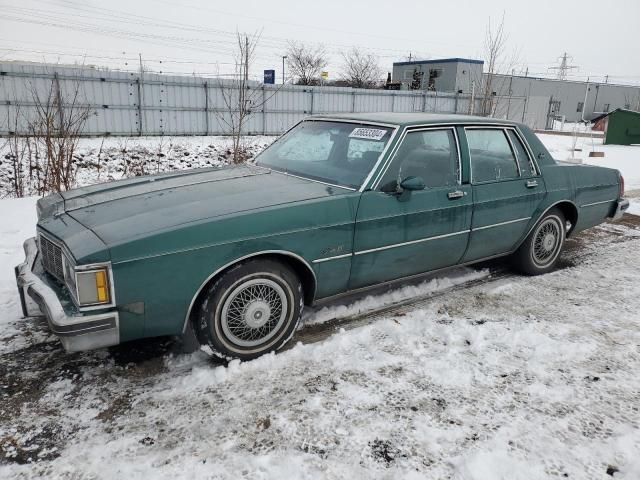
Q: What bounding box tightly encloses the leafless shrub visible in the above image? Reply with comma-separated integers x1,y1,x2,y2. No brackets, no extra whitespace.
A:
28,73,92,192
5,105,28,197
286,41,328,86
340,48,383,89
216,31,284,164
96,137,105,181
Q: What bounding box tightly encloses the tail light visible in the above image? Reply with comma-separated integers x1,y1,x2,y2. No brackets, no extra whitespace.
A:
619,173,625,199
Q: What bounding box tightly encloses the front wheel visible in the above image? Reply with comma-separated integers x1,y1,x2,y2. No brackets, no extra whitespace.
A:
512,209,566,275
195,259,303,360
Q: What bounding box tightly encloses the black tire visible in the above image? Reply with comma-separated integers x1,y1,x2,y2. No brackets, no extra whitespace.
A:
512,208,566,275
195,259,303,360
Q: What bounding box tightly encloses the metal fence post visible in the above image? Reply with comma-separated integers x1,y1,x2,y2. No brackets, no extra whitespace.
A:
204,81,209,136
391,93,395,112
262,85,266,135
351,90,356,113
136,78,143,136
454,92,459,113
310,88,314,115
422,92,427,112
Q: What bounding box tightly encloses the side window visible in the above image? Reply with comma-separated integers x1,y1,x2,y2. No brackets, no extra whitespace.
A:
467,129,519,183
379,129,459,190
507,130,536,178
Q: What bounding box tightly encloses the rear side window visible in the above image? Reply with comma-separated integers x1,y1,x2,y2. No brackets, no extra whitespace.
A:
507,130,536,177
467,129,519,183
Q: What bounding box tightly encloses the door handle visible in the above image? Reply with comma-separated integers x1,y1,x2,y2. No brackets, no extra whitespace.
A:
526,180,538,188
447,190,465,200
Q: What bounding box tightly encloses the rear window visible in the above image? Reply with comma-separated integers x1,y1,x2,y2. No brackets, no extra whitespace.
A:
467,129,520,183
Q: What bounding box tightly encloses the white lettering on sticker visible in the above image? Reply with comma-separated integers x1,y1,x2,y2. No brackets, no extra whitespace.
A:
349,128,387,141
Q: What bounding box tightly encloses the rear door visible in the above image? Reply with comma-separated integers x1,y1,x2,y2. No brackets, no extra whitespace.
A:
462,126,546,262
349,127,473,289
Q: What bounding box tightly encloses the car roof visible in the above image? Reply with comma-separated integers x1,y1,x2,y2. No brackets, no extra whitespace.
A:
310,112,522,128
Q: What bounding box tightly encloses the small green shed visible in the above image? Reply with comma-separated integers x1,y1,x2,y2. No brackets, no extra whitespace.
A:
602,109,640,145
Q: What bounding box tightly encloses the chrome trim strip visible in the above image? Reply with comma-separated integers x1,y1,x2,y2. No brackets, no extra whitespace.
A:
312,253,353,264
580,199,616,208
503,129,523,177
358,123,401,192
354,229,470,256
356,201,467,223
113,221,354,265
511,127,541,176
313,250,511,306
181,249,317,334
472,217,531,231
270,169,357,191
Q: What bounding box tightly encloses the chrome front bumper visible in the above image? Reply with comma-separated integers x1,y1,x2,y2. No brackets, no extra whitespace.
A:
14,237,120,352
609,198,630,221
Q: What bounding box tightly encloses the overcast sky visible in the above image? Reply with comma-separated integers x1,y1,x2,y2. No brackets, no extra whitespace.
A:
2,0,639,85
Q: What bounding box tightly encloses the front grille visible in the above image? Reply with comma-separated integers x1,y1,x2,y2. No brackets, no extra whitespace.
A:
39,234,64,281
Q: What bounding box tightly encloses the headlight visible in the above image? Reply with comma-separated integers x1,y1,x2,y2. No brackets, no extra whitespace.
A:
75,267,111,306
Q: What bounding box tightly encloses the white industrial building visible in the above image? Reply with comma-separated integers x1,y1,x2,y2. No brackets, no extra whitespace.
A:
392,58,640,123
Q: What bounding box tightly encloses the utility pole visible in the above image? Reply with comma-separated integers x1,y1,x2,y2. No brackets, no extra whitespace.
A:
282,55,287,85
581,76,590,123
138,53,144,86
507,69,514,118
470,80,476,115
244,36,249,82
408,52,412,62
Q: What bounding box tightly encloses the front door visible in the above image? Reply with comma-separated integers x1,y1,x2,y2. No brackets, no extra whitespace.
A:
349,127,473,289
462,127,547,261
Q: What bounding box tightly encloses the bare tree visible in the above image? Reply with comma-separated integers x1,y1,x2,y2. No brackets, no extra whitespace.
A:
285,41,328,86
28,72,92,192
215,31,261,164
479,14,512,116
216,31,285,164
340,48,383,88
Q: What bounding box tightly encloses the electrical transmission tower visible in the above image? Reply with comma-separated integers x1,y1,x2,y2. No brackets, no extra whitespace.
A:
549,52,579,80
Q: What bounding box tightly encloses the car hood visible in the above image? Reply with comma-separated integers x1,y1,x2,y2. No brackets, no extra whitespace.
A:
60,165,351,247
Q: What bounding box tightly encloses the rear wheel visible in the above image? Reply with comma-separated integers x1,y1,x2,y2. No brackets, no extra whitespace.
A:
512,209,566,275
195,259,303,360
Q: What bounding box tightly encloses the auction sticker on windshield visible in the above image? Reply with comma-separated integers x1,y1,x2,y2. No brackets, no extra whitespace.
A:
349,127,388,141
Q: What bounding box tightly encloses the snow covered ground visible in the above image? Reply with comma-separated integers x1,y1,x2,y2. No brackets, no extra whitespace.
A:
0,136,275,198
2,202,640,478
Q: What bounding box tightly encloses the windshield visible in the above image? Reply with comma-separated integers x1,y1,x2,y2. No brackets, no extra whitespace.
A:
256,120,394,189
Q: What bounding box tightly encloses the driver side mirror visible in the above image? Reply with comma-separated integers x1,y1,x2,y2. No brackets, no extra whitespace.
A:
399,176,425,191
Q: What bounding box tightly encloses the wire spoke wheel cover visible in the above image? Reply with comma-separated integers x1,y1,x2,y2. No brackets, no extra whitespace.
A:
220,277,289,348
530,216,563,268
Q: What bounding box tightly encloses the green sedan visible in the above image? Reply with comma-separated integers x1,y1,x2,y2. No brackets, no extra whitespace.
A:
15,113,629,359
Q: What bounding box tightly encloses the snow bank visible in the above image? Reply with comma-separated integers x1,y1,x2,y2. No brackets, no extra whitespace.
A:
0,197,39,353
304,267,489,327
